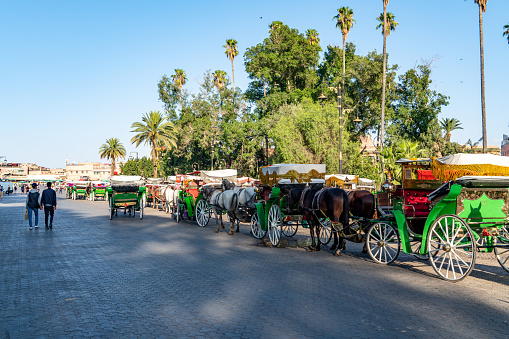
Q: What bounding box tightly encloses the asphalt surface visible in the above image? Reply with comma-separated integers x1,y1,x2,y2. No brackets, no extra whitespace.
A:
1,192,508,338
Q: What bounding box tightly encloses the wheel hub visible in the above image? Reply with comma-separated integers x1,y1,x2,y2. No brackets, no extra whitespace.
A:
443,243,452,252
378,241,385,247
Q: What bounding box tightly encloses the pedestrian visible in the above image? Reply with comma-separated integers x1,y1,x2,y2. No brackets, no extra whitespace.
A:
41,182,57,230
0,185,3,198
26,183,41,230
14,185,17,193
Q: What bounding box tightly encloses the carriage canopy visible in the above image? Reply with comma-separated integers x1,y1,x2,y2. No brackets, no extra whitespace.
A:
432,153,509,181
259,164,326,186
200,169,237,184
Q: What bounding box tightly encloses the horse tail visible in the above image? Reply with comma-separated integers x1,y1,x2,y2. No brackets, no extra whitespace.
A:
228,193,238,213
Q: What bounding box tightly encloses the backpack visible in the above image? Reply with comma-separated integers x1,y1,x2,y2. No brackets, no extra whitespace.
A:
28,192,40,209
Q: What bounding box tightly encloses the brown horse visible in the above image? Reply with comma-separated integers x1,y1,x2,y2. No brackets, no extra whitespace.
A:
285,187,349,256
333,190,376,253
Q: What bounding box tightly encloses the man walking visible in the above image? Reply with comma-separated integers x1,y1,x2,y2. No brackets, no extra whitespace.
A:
41,182,57,229
26,183,41,230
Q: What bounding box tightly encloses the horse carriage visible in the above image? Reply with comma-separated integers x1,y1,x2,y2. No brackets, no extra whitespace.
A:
90,181,108,201
363,154,509,281
71,182,90,200
249,164,341,248
107,176,146,220
171,172,206,223
199,169,257,234
65,182,74,198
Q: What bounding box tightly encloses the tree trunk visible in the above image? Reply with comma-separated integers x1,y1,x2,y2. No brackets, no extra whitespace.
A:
231,60,235,95
111,158,115,177
381,5,388,156
342,35,346,90
478,6,487,153
152,145,158,178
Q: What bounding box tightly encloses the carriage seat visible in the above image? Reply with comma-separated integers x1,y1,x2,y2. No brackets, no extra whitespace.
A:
404,189,433,218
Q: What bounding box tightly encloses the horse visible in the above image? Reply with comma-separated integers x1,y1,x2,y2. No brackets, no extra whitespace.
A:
221,179,257,226
284,187,349,256
201,185,240,235
337,190,376,253
163,185,180,215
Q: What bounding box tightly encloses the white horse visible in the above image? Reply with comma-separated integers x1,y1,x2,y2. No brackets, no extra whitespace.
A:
163,185,181,215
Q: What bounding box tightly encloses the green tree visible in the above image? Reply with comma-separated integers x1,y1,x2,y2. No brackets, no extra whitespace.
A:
158,75,180,121
440,118,463,142
475,0,487,152
503,24,509,44
333,7,355,90
244,21,320,96
130,111,177,178
223,39,239,94
388,65,449,142
172,69,187,109
99,138,126,177
120,156,154,178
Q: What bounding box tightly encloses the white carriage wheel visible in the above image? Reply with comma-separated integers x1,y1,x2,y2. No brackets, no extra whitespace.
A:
267,205,282,247
494,225,509,273
366,222,400,265
139,203,143,220
319,218,332,245
427,215,476,282
250,212,267,239
176,203,181,223
196,200,211,227
109,199,113,220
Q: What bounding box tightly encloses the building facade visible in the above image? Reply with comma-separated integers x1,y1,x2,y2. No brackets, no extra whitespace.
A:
66,162,121,181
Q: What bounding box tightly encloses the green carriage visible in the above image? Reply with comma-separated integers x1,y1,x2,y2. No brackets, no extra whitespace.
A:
91,181,108,201
172,173,208,225
250,164,327,247
366,154,509,281
107,176,146,220
71,182,90,200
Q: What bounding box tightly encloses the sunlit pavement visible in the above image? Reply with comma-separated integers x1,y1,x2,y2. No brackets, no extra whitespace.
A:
1,192,508,338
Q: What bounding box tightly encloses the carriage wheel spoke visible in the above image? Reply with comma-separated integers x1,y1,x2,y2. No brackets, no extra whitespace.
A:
432,229,447,244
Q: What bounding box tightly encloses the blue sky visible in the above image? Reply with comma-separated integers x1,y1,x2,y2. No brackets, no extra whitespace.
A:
1,0,508,168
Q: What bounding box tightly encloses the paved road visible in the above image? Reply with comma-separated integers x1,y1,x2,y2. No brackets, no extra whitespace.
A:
1,192,508,338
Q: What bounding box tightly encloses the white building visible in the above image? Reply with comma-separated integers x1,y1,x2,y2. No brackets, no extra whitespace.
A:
66,162,121,181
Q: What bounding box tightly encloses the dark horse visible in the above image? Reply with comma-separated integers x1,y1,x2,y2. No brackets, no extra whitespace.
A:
342,190,376,253
285,187,349,256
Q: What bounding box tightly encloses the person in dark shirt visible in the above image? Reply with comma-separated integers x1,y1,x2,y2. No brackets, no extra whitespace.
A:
40,182,57,229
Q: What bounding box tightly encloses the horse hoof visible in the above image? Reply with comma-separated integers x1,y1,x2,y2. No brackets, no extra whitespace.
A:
228,232,234,235
306,246,315,252
315,246,320,252
334,250,342,256
215,230,219,233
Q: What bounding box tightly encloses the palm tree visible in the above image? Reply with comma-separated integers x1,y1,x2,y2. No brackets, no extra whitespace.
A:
503,24,509,44
376,12,398,36
440,118,463,142
172,69,187,109
333,7,355,89
305,29,320,46
130,111,177,178
223,39,239,94
379,0,392,156
213,70,227,92
475,0,487,153
99,138,126,177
